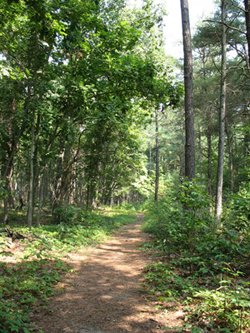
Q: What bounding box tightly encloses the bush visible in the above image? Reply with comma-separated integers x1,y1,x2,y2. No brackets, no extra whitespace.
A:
0,259,68,333
191,279,250,332
233,184,249,221
144,262,199,300
53,205,82,224
0,301,30,333
143,179,250,332
226,183,250,234
143,180,213,253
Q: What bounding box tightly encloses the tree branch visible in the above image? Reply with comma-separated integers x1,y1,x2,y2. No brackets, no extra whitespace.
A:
204,19,246,35
227,0,246,14
228,41,247,61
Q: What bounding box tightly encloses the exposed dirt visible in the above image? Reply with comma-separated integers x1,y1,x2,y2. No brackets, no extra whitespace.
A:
32,215,184,333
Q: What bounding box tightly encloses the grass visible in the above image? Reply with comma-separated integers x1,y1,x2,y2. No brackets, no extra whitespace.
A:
0,206,137,333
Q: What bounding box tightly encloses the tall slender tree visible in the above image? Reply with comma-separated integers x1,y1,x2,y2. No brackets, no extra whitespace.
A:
180,0,195,179
215,0,227,222
154,107,159,203
244,0,250,67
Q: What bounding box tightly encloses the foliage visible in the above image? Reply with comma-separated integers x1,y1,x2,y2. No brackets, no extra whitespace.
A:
226,183,250,234
143,179,250,332
191,277,250,332
143,179,213,253
0,207,136,332
9,208,136,258
144,262,199,300
0,0,181,224
0,0,249,330
53,205,83,225
0,259,68,333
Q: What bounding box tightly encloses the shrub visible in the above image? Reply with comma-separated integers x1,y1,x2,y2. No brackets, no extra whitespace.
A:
191,279,250,332
143,180,213,253
143,179,250,332
53,205,82,224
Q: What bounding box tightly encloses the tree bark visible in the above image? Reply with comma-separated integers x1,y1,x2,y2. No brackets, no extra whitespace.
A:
180,0,195,179
27,108,35,227
206,108,213,196
3,163,14,224
215,0,227,223
244,0,250,68
225,122,234,193
154,109,159,203
2,98,18,223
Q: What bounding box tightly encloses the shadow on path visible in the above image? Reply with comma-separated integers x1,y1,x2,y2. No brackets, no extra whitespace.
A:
32,217,165,333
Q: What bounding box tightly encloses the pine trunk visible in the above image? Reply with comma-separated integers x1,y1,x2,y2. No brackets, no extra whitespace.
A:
154,109,159,203
27,110,35,227
207,109,213,196
244,0,250,68
215,0,227,222
180,0,195,179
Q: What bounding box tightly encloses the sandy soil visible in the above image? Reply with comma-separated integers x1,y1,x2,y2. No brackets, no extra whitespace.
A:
32,215,184,333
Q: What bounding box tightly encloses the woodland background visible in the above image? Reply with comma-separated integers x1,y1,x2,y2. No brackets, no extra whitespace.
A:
0,0,249,332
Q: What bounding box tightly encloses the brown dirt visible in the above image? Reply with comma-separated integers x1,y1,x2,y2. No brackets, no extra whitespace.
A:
32,215,184,333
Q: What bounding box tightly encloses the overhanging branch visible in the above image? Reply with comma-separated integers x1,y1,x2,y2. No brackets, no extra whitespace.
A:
204,19,246,35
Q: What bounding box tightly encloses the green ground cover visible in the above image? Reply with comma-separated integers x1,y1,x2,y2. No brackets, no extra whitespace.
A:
142,181,250,332
0,207,136,333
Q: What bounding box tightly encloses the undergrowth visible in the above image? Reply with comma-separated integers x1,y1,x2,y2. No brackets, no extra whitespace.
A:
0,206,136,332
0,259,68,333
143,180,250,332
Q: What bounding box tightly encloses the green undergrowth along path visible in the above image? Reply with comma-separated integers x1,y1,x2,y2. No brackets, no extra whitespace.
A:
0,259,68,333
0,207,137,333
142,181,250,333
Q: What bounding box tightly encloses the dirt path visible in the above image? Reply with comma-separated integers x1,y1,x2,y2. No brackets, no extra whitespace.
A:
32,215,168,333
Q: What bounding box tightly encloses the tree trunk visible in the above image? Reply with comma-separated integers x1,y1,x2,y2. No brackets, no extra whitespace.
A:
154,109,159,203
228,137,234,193
36,172,45,226
215,0,227,222
148,144,152,175
225,122,234,193
197,124,202,165
180,0,195,179
244,0,250,68
2,98,19,223
3,163,14,224
206,108,213,196
27,109,35,227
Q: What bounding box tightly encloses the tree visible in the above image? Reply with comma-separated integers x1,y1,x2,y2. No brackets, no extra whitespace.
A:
180,0,195,179
244,0,250,67
0,0,182,220
154,107,159,203
192,0,249,203
215,0,227,222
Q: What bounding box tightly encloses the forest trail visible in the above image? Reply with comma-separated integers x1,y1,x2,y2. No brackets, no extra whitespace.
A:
32,214,178,333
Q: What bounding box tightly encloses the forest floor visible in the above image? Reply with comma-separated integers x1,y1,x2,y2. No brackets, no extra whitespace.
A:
31,214,184,333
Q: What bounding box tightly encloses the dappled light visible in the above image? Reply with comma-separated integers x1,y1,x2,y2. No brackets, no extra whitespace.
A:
32,219,167,333
0,0,249,332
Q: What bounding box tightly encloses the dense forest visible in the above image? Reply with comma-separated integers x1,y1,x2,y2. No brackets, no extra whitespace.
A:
0,0,182,224
0,0,249,332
